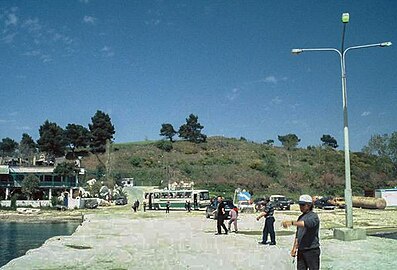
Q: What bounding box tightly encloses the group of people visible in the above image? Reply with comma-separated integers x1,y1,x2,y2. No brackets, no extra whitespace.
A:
215,194,320,270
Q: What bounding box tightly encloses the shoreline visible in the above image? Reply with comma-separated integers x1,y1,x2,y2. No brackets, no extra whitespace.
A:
0,209,84,223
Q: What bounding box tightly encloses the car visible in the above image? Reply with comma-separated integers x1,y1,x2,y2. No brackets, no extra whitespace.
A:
205,199,234,219
114,197,128,205
85,199,99,209
269,195,291,210
314,197,336,210
238,201,255,213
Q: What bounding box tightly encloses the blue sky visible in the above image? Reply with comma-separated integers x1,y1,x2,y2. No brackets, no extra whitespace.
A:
0,0,396,151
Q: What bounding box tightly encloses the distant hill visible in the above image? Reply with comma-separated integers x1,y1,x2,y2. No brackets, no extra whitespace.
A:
81,136,396,199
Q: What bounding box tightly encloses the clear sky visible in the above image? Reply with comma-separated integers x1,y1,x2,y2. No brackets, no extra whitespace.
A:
0,0,396,151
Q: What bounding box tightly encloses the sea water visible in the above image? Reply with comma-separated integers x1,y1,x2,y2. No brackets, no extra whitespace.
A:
0,221,80,267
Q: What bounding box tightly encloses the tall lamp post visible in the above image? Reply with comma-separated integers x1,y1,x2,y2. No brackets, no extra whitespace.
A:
292,13,392,231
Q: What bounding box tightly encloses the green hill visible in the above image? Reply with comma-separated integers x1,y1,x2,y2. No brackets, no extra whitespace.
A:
81,136,396,199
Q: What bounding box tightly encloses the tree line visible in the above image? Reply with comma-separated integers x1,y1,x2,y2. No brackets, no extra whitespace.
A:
0,110,115,164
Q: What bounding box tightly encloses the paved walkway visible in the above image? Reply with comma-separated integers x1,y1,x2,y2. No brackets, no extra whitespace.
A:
2,211,294,270
2,209,397,270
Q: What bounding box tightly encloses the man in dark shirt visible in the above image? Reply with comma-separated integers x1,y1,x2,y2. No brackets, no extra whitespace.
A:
256,197,276,245
214,196,228,235
282,194,320,270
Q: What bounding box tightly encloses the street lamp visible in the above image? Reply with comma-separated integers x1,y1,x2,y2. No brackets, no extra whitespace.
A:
292,13,392,230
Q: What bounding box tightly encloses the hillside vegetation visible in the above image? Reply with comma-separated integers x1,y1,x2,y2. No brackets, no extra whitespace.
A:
82,136,396,199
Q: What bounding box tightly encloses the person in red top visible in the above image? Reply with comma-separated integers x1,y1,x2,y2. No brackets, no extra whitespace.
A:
228,206,238,233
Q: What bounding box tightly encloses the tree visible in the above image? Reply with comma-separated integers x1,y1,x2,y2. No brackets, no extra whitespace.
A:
19,133,37,162
64,124,90,154
0,137,18,157
320,134,338,149
54,162,77,178
89,110,115,154
21,175,40,200
278,133,300,174
178,114,207,143
362,134,389,157
278,134,300,150
37,120,67,157
363,132,397,164
263,139,274,146
160,123,177,142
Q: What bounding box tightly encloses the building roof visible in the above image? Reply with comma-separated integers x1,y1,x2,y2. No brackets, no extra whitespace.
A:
7,166,55,174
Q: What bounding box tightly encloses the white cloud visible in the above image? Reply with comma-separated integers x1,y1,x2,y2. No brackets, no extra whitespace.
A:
101,46,114,57
264,76,277,84
5,13,18,26
2,33,16,43
145,19,161,26
22,50,41,56
361,111,371,117
226,88,240,101
271,96,282,105
83,16,97,24
16,126,31,131
22,18,42,32
258,75,288,85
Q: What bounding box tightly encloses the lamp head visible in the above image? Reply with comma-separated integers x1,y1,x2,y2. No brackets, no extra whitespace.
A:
380,41,392,47
342,13,350,23
291,49,303,55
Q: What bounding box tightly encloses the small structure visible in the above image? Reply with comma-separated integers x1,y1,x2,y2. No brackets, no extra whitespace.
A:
375,188,397,207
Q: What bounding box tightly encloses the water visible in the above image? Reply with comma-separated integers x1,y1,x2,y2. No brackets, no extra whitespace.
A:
0,221,80,268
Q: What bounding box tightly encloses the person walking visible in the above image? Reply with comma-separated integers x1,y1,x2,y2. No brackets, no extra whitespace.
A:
256,197,276,245
282,194,320,270
228,206,238,233
165,200,170,213
214,196,228,235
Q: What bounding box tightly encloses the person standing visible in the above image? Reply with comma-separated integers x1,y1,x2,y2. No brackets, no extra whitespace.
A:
256,198,276,245
228,206,238,233
135,200,140,211
132,200,138,212
143,201,147,212
282,194,320,270
187,200,191,212
214,196,228,235
165,200,170,213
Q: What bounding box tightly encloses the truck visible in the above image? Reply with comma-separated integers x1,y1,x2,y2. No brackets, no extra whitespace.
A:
269,195,291,210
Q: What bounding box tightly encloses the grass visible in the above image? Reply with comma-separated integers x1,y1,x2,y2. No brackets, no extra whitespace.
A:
81,136,396,199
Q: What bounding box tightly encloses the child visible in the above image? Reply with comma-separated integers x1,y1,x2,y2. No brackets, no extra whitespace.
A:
228,206,238,233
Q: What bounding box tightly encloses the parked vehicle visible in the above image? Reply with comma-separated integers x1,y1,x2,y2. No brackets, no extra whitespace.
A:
269,195,291,210
314,197,336,210
114,197,128,205
85,199,99,209
205,199,234,219
144,189,210,210
238,201,255,213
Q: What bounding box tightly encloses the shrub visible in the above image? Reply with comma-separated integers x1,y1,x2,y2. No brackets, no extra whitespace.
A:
10,195,17,209
51,196,61,207
129,156,142,167
156,140,173,152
